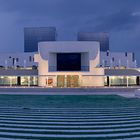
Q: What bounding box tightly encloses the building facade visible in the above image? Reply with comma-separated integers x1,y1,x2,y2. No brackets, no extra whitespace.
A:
0,52,37,68
0,27,138,87
77,32,109,52
24,27,57,52
100,51,136,68
0,41,138,87
35,41,104,87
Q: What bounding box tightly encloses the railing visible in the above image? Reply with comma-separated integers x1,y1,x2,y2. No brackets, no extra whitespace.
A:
49,66,89,72
0,66,38,70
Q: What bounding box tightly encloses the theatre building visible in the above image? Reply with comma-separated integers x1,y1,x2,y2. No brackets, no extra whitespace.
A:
35,41,104,87
0,40,138,87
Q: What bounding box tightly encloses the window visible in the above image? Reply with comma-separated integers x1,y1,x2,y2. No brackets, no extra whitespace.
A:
16,58,19,62
12,58,15,65
112,57,114,62
106,51,109,56
105,60,107,66
29,56,32,62
125,52,127,57
132,53,135,61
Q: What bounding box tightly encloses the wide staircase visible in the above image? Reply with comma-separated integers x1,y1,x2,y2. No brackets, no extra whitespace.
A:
0,107,140,139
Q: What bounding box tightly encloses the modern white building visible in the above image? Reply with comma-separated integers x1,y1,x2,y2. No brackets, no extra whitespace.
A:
0,51,136,70
35,41,104,87
100,51,136,68
0,41,138,87
0,52,37,68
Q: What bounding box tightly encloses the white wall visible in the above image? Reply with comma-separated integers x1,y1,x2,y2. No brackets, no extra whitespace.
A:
100,51,136,68
35,41,105,87
49,53,57,71
38,41,100,72
81,53,89,70
0,52,37,68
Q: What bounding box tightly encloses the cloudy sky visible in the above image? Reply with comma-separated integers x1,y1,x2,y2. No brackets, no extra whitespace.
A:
0,0,140,64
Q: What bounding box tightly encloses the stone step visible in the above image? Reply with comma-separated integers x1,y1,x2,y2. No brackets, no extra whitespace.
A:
0,107,137,110
0,126,140,133
0,119,140,125
0,138,30,140
0,116,140,122
0,108,140,113
0,107,137,109
0,110,138,114
0,131,139,138
0,113,140,119
0,112,140,117
1,122,140,129
115,137,140,140
0,114,140,119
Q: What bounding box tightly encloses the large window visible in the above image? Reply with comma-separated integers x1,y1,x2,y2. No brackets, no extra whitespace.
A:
109,76,136,86
21,76,38,86
57,53,81,71
0,76,17,86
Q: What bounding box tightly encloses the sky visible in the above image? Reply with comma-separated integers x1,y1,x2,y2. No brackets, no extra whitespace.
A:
0,0,140,64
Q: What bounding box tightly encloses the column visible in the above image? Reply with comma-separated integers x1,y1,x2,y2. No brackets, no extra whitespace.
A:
28,77,30,87
126,76,129,87
107,76,110,87
136,76,139,86
10,77,12,87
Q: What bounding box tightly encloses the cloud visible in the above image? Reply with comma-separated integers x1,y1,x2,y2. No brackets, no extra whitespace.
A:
132,11,140,16
93,10,140,32
0,0,140,64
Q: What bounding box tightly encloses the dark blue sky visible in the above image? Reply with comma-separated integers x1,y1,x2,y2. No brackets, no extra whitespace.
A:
0,0,140,64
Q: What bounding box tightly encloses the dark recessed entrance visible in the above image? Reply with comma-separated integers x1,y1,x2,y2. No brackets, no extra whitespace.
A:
57,53,81,71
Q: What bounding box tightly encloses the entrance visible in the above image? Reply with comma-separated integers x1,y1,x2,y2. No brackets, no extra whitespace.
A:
57,75,65,87
57,75,79,87
66,75,79,87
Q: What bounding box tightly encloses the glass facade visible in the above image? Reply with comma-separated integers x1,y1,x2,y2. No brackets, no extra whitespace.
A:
0,75,138,87
56,75,80,87
0,76,38,86
105,76,137,86
20,76,38,86
128,76,137,85
0,76,17,86
57,75,80,87
110,76,127,86
77,32,109,51
24,27,56,52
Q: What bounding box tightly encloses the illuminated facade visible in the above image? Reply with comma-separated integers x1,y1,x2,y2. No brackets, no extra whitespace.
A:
35,41,104,87
0,28,138,87
0,41,138,87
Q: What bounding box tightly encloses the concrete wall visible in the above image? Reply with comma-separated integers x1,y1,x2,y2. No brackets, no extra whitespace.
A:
81,68,104,87
49,53,57,71
82,76,104,87
81,53,89,65
35,41,104,87
0,52,37,68
34,53,48,86
100,51,136,68
37,41,100,73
